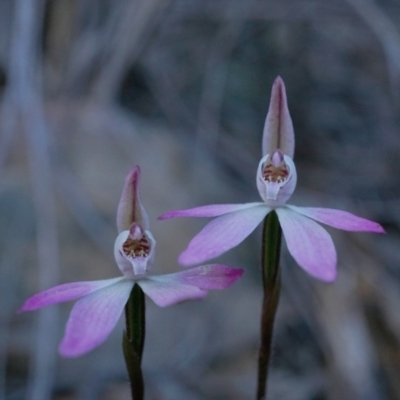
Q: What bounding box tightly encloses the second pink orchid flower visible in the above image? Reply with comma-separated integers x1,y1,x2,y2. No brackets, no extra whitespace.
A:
20,167,243,357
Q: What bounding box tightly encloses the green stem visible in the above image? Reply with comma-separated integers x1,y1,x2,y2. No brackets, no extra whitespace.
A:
123,283,145,400
257,211,282,400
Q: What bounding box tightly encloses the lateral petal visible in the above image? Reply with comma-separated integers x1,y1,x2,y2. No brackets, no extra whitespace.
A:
158,202,264,220
276,207,337,282
138,277,207,307
287,206,385,233
179,206,270,266
19,277,125,312
58,279,134,357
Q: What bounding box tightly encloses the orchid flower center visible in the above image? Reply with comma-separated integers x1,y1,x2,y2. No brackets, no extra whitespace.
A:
114,222,156,278
262,151,289,184
122,233,151,259
256,149,297,206
262,150,290,200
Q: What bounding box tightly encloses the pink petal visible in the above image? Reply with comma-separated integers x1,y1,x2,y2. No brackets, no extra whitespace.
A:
163,264,244,289
179,205,270,266
287,206,385,233
59,279,134,357
116,166,149,233
262,76,295,158
276,208,337,282
19,277,125,312
158,202,264,220
138,278,207,307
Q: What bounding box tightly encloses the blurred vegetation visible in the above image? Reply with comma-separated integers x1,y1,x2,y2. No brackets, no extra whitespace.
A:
0,0,399,399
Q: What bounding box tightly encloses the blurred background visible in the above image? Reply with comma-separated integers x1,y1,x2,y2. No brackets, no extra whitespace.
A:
0,0,398,399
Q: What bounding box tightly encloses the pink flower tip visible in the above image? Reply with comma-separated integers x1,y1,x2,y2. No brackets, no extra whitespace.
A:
319,268,337,283
128,165,141,179
177,264,245,290
17,299,41,313
375,224,386,234
273,75,284,86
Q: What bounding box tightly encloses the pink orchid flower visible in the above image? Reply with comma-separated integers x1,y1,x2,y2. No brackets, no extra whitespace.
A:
19,167,243,357
159,77,384,282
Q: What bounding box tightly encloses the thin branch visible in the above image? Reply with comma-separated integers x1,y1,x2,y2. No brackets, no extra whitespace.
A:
8,0,60,398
